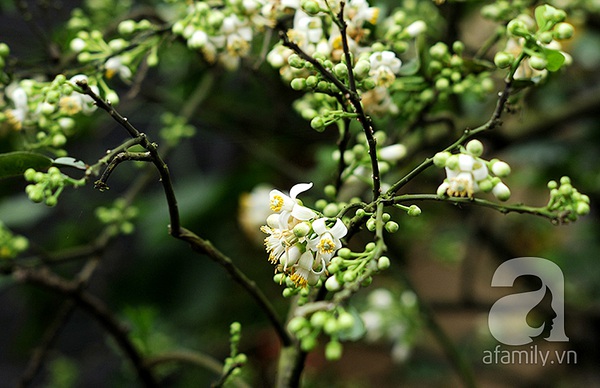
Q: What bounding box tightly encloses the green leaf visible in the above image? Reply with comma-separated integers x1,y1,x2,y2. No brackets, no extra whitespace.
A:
535,5,549,31
398,57,420,76
543,48,566,72
53,157,88,170
0,152,53,180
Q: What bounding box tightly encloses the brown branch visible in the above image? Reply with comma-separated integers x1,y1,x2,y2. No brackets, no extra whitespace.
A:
13,267,159,387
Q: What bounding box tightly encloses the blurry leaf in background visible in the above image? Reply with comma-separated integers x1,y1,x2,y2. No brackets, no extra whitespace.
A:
0,152,52,180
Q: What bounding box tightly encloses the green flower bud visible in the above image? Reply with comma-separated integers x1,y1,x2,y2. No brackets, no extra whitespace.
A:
24,168,37,181
576,202,590,216
491,160,511,177
560,176,571,185
445,154,459,169
554,22,574,40
466,139,484,157
385,221,399,233
494,51,514,69
529,55,547,70
288,54,304,69
452,41,465,55
407,205,421,217
325,340,343,360
478,178,493,192
0,42,10,57
324,317,339,334
45,196,58,207
539,31,554,45
288,316,308,333
429,42,448,60
366,218,376,231
300,336,317,351
354,60,371,79
310,116,326,132
435,77,450,91
52,134,67,147
507,19,530,37
310,311,329,327
291,78,306,91
118,19,137,35
323,203,339,217
337,247,352,259
377,256,391,270
365,242,376,252
547,180,558,190
337,312,355,330
333,63,349,79
342,271,357,283
492,182,511,201
293,222,311,237
361,78,376,90
433,151,450,168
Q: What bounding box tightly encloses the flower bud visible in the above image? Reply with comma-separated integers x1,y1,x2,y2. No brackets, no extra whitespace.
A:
507,19,530,37
529,55,547,70
354,60,371,79
429,42,448,60
576,202,590,216
554,22,574,40
494,51,514,69
385,221,399,233
118,20,137,35
0,42,9,57
325,275,341,291
466,139,484,157
290,78,306,91
491,160,511,177
333,63,349,79
310,116,325,132
293,222,311,237
325,340,343,360
492,182,511,201
433,151,450,168
405,20,426,37
377,256,391,270
407,205,421,217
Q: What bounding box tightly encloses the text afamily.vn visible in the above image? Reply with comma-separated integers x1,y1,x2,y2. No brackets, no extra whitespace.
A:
482,345,578,365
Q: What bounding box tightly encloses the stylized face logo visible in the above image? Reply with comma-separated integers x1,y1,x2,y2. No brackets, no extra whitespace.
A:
488,257,569,346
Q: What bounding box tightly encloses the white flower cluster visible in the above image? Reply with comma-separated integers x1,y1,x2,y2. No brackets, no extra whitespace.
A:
434,139,512,201
173,0,272,70
1,75,97,149
260,182,348,287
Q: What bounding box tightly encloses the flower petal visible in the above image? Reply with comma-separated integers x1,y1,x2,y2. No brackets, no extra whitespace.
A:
312,217,327,235
289,182,313,199
329,218,347,239
291,204,316,220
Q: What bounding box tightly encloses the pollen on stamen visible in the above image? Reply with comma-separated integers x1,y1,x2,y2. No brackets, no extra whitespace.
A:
270,195,284,212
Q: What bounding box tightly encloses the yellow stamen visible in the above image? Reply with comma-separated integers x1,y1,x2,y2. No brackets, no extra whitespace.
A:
270,195,284,212
317,238,335,255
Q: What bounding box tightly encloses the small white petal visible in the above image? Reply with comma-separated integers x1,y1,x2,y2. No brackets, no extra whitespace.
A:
458,154,475,171
290,182,313,199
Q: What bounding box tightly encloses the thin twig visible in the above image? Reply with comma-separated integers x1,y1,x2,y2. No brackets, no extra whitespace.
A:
13,267,159,387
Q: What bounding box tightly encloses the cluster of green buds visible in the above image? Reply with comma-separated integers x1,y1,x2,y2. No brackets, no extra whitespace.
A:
359,288,420,362
24,167,85,206
494,4,574,76
434,139,512,201
0,221,29,260
426,40,495,99
171,0,267,70
1,74,99,154
324,244,390,294
330,131,407,187
546,176,590,222
95,198,139,236
287,306,359,360
220,322,247,382
158,112,196,147
69,23,158,91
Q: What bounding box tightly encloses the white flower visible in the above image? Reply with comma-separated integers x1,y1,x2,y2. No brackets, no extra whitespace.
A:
105,56,132,80
5,86,29,129
61,75,98,115
308,217,347,265
369,51,402,87
405,20,426,37
269,182,316,226
290,250,322,287
439,154,489,198
346,0,379,25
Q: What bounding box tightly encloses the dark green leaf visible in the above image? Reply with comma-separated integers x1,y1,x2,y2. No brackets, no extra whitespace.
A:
0,152,53,180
